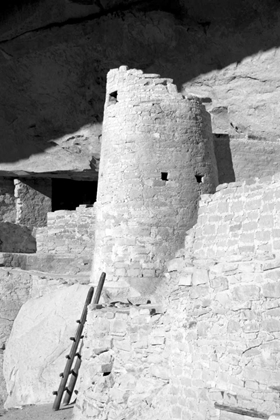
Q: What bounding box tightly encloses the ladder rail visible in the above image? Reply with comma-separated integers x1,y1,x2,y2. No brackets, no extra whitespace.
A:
52,286,94,411
62,272,106,405
52,272,106,411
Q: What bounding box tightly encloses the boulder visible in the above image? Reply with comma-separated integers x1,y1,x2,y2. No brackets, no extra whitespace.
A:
3,283,91,408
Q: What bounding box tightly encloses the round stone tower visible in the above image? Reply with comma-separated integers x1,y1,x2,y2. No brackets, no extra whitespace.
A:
92,66,218,297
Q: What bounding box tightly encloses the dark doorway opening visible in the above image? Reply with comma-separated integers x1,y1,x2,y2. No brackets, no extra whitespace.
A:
52,179,98,211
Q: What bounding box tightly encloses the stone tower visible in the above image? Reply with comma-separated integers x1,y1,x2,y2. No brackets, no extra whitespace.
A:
92,66,218,297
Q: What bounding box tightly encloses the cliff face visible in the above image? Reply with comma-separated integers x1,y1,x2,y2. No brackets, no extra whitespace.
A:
0,0,280,178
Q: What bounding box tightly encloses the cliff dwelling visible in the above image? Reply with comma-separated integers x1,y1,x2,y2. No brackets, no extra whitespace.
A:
2,1,280,420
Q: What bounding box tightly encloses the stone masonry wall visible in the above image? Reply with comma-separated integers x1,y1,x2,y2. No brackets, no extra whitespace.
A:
0,177,52,253
14,178,52,227
188,173,280,260
0,179,16,223
93,66,218,297
35,205,95,256
73,261,280,420
73,304,170,420
75,173,280,420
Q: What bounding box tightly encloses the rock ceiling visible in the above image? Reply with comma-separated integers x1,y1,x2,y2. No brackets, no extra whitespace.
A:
0,0,280,178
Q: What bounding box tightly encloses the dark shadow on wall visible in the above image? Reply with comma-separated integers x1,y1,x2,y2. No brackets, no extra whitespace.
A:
213,134,236,184
0,0,280,165
0,223,36,253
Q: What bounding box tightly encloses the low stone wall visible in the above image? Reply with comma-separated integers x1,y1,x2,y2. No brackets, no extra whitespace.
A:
35,205,95,256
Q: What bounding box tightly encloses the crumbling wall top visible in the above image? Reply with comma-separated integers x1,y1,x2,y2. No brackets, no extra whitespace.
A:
105,65,200,107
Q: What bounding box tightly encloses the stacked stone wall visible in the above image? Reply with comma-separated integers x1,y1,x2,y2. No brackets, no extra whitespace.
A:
161,253,280,420
35,205,95,256
0,179,16,223
73,304,170,420
93,66,218,296
190,173,280,260
74,256,280,420
14,178,52,227
73,259,280,420
75,173,280,420
0,177,52,253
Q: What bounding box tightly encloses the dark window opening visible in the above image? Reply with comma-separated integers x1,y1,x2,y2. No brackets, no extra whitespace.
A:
195,174,204,184
103,372,111,376
161,172,169,181
52,179,98,211
108,91,118,104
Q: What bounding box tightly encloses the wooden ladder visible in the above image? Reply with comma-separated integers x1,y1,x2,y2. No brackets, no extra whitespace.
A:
52,272,106,411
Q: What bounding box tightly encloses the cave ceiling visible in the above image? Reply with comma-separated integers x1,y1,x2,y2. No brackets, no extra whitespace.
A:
0,0,280,178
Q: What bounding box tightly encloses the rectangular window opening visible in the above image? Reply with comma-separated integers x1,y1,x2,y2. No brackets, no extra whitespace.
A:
161,172,169,181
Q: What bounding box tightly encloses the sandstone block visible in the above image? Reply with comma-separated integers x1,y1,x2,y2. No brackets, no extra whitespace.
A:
193,269,209,285
227,319,241,333
149,335,165,345
150,365,170,380
210,276,228,291
262,259,280,271
178,274,192,286
232,284,260,301
114,337,130,352
133,336,148,349
261,319,280,332
3,284,90,408
167,257,186,272
262,282,280,298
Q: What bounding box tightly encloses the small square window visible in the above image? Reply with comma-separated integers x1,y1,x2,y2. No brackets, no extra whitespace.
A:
161,172,168,181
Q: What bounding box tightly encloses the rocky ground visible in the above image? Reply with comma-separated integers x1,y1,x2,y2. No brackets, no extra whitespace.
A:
0,404,73,420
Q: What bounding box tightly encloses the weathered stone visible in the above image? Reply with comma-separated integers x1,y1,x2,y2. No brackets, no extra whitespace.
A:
4,284,90,408
192,269,209,285
261,319,280,333
232,284,260,301
210,276,229,291
178,274,193,286
167,258,187,273
262,282,280,298
150,366,170,380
